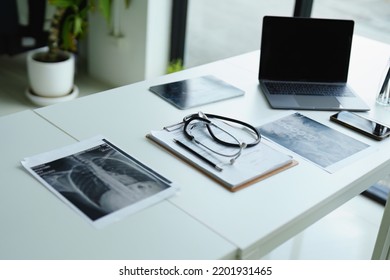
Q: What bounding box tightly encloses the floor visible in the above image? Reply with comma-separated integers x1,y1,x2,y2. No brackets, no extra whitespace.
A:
1,0,389,260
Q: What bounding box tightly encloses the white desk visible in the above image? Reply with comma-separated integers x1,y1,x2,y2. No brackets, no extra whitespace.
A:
30,36,390,259
0,111,237,259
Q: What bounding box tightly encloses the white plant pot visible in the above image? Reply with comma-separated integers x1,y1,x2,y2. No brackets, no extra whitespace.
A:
27,48,75,97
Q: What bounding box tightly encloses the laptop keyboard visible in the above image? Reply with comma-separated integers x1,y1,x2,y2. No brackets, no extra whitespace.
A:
264,82,355,97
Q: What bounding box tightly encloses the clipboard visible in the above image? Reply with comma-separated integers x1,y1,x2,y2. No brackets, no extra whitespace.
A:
146,123,298,192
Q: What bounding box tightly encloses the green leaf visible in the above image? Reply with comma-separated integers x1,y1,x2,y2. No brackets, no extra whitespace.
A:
49,0,77,8
98,0,111,22
61,16,73,51
73,15,83,35
124,0,131,8
167,59,184,74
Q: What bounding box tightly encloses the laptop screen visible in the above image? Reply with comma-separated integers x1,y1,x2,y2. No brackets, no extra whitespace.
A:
259,16,354,83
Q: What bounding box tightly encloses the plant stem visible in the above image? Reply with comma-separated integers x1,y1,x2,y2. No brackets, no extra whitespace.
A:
48,7,67,59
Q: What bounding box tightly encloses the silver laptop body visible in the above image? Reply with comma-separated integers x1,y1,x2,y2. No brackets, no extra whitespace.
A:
258,16,369,111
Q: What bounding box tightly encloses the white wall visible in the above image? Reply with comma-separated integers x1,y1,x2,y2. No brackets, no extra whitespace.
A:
87,0,172,87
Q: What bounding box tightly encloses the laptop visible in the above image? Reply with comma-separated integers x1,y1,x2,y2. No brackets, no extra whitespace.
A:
258,16,370,111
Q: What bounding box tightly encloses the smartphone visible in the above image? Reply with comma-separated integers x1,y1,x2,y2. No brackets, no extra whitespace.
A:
330,111,390,141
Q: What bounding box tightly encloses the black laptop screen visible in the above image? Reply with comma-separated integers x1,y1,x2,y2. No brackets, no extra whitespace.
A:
259,16,354,83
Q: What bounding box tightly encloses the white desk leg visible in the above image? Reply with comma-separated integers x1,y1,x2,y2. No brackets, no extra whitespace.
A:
372,197,390,259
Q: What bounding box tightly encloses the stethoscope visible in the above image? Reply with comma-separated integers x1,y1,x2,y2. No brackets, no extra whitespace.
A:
182,112,261,164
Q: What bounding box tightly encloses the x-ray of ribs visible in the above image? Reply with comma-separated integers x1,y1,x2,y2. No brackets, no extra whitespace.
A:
69,164,110,207
65,153,151,211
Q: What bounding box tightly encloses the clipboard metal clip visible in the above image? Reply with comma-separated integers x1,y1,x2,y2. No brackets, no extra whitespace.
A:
163,122,184,132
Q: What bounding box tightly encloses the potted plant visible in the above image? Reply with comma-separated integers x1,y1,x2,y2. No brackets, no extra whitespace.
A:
26,0,127,105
